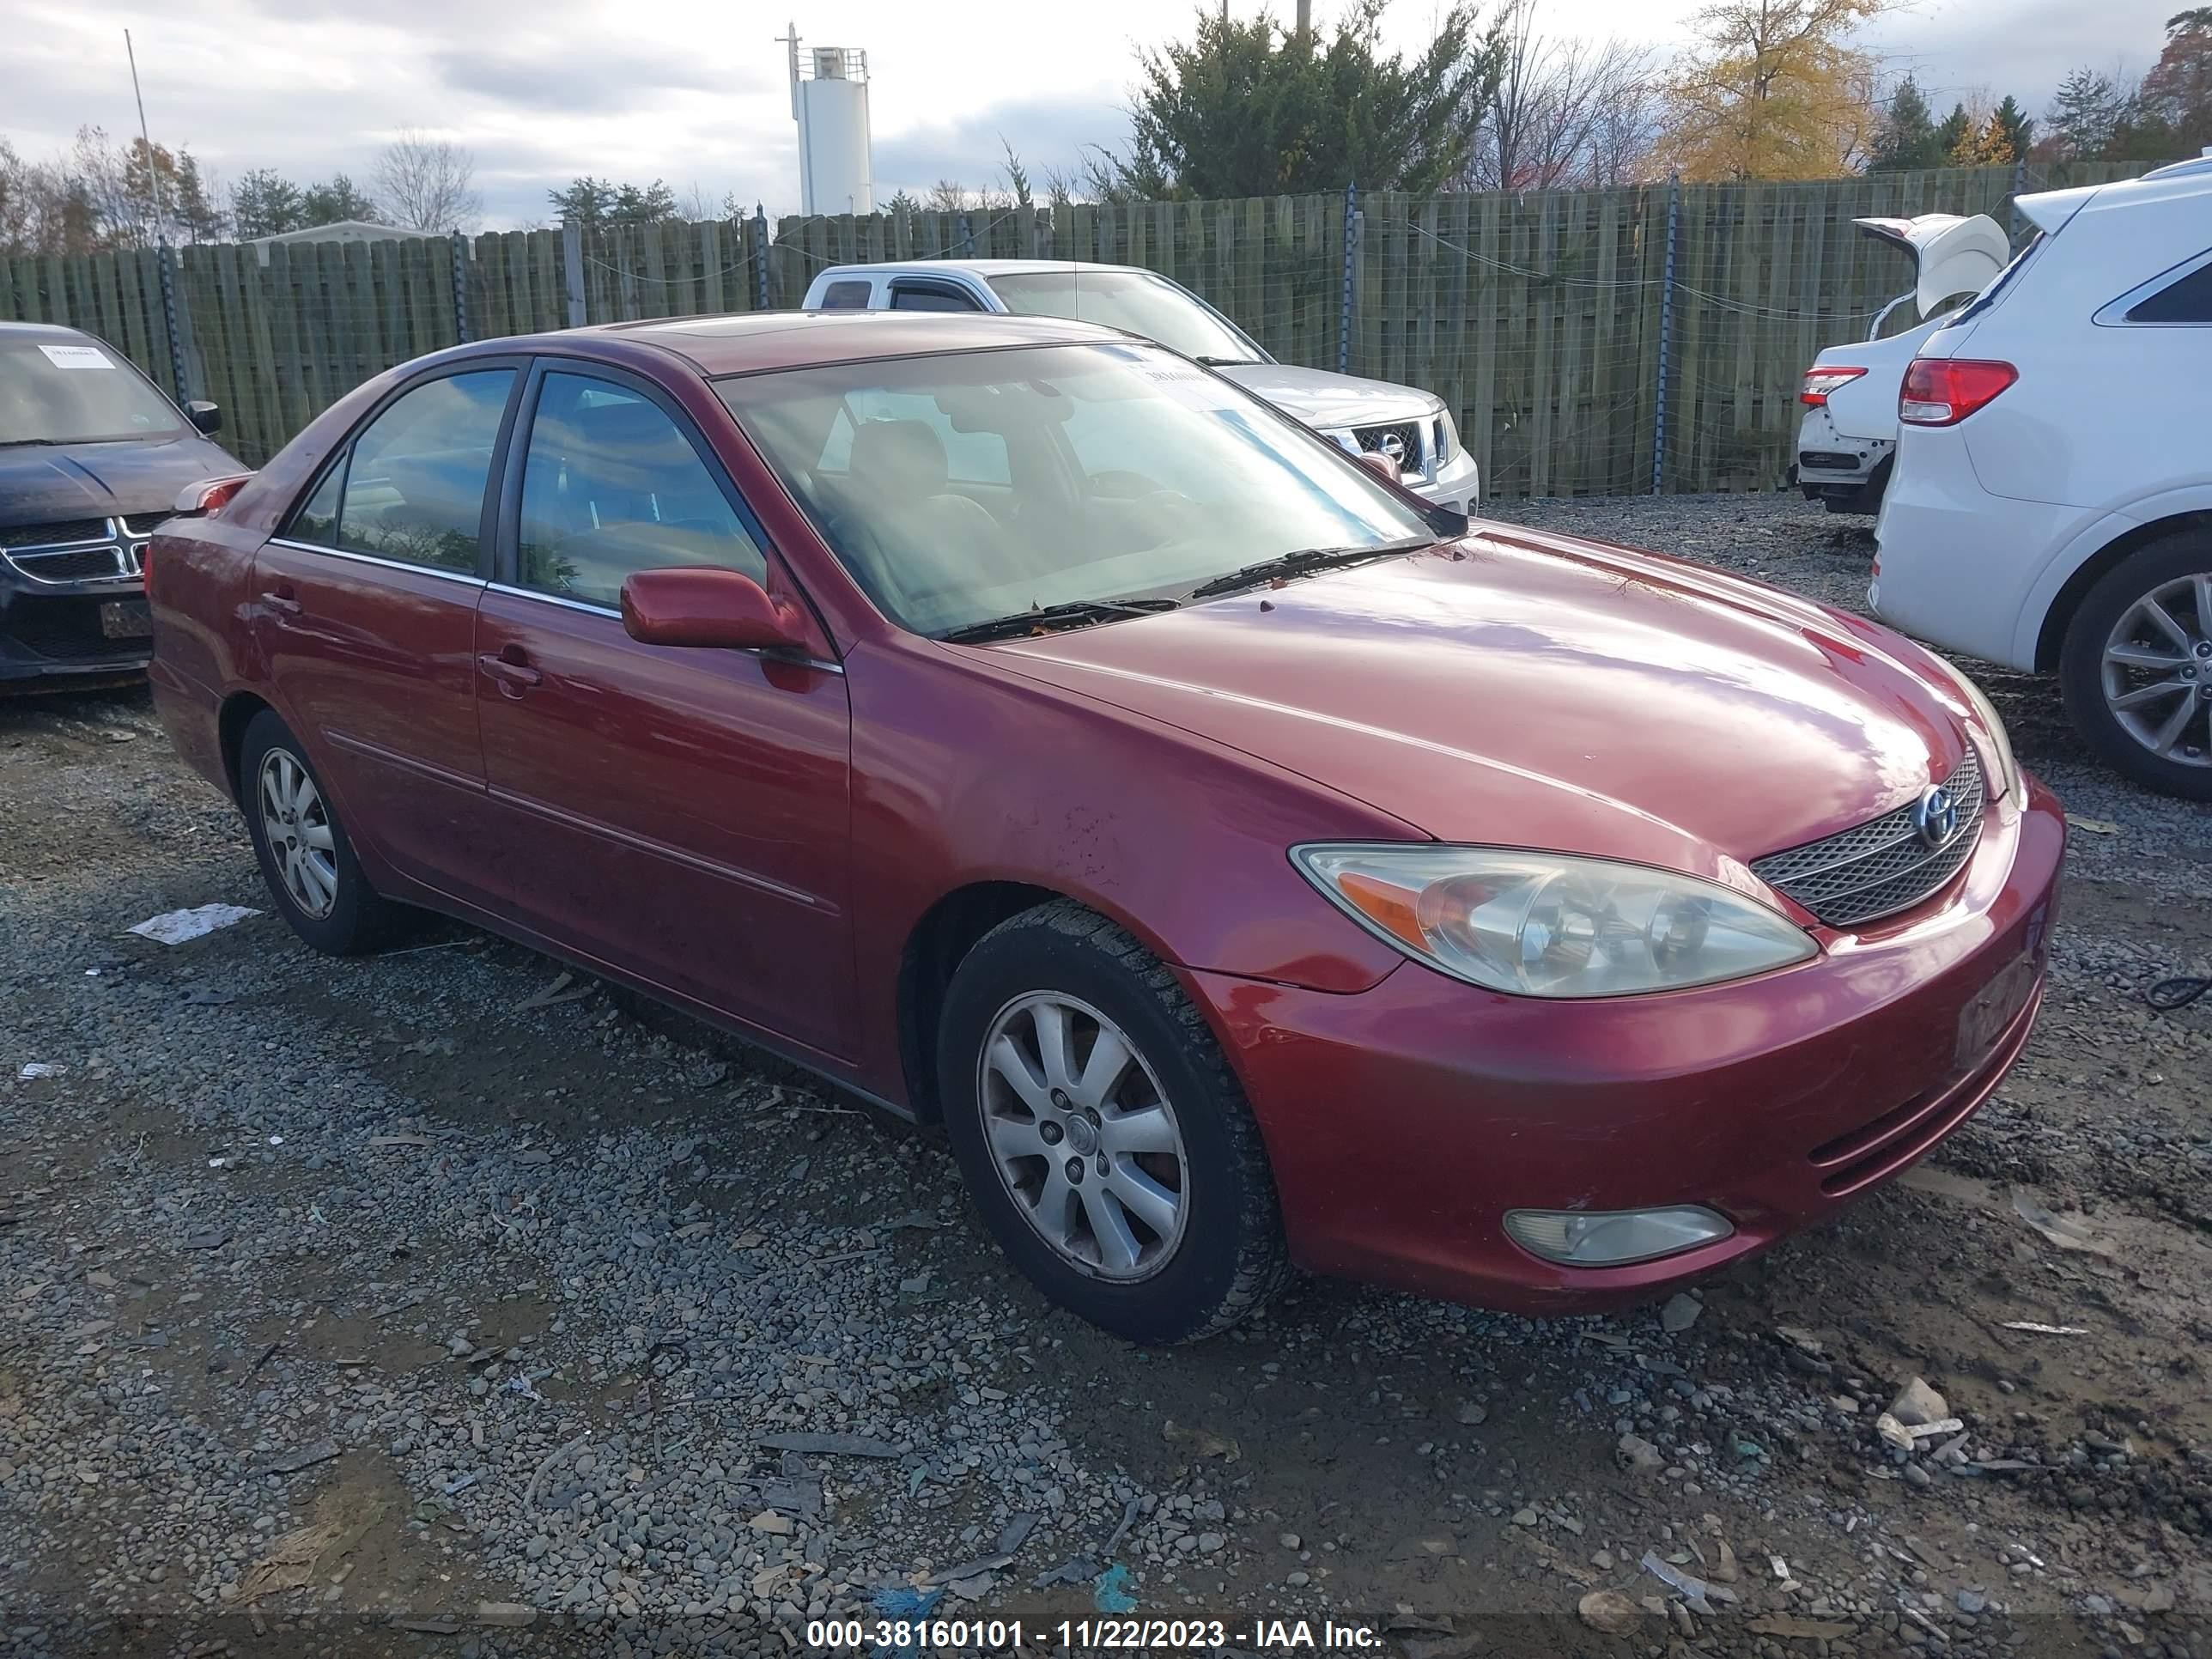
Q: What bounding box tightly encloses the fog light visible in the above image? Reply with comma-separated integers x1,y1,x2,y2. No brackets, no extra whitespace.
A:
1504,1206,1734,1267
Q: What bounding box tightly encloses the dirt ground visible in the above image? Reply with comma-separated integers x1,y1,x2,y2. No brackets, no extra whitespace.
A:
3,495,2209,1659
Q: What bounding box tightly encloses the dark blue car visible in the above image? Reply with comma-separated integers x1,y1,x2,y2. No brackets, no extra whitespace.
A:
1,321,245,689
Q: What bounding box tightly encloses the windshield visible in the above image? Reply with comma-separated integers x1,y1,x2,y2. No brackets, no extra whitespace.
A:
0,334,186,445
717,342,1432,635
986,271,1265,364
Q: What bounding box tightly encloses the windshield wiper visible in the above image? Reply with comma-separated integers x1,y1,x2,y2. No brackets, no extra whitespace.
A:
938,596,1180,645
1192,355,1261,368
1186,535,1437,599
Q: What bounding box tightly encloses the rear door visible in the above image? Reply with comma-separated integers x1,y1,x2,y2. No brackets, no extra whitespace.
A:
254,362,520,911
472,362,858,1057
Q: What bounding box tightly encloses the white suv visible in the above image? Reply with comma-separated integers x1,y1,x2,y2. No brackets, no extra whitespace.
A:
1873,155,2212,799
800,261,1481,513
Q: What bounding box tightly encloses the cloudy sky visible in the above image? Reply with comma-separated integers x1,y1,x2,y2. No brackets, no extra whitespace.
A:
1,0,2178,229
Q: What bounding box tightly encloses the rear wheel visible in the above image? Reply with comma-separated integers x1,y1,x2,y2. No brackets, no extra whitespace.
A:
2059,532,2212,800
240,710,406,953
936,901,1288,1344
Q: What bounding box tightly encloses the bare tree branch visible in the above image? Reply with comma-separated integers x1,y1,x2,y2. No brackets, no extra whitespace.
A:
374,128,482,231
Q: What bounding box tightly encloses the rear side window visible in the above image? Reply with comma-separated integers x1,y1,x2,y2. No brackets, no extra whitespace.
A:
337,370,514,574
889,284,979,313
2126,258,2212,324
817,280,872,309
516,372,766,608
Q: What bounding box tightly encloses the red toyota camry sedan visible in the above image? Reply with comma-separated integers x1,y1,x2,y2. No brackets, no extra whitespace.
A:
148,312,2062,1344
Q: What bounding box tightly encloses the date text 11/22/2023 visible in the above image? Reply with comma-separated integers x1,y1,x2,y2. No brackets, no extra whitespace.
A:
805,1617,1382,1650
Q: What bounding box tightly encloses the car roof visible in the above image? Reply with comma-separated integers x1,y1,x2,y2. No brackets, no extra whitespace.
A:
813,259,1146,281
483,308,1133,377
0,320,93,342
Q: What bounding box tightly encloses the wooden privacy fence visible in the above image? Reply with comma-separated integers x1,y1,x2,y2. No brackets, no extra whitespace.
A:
0,161,2154,492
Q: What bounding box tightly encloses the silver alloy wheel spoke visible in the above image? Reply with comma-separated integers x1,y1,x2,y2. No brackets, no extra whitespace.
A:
2103,572,2212,769
976,990,1188,1281
258,750,339,919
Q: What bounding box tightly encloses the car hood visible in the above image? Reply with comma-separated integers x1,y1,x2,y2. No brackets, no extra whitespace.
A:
989,526,1972,894
1214,362,1442,430
0,434,243,531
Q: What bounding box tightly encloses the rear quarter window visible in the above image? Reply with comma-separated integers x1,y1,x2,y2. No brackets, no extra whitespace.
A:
817,280,873,309
2124,256,2212,324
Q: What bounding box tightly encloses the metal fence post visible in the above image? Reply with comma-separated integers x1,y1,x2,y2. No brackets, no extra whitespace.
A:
754,204,770,310
449,232,471,343
960,212,975,258
1650,173,1680,496
155,241,190,403
2007,156,2028,246
561,219,586,329
1337,180,1357,374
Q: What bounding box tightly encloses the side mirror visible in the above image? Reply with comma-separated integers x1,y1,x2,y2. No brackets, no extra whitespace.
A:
184,400,222,435
621,566,812,653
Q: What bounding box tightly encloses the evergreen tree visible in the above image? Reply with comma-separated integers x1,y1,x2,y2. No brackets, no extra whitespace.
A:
1991,95,2035,158
1930,101,1971,157
2045,69,2124,158
1869,74,1937,169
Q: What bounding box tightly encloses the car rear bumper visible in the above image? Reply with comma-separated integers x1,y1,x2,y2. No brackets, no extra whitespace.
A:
0,566,153,686
1189,775,2063,1316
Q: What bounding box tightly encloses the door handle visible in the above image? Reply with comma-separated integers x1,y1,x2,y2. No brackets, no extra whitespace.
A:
259,586,301,617
477,649,543,693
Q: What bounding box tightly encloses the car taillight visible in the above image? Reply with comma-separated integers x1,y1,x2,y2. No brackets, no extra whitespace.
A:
1899,359,2017,426
173,474,252,516
1798,365,1866,406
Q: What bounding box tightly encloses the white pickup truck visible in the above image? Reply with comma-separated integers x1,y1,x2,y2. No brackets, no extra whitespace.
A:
801,259,1482,513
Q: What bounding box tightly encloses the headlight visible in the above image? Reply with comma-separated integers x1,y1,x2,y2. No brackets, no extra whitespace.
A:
1952,668,2021,802
1291,844,1817,998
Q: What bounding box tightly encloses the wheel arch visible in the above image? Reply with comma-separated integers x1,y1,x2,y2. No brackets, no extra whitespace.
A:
217,690,278,805
2035,509,2212,671
896,879,1202,1123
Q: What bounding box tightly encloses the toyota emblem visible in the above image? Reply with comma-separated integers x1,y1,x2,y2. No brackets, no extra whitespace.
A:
1910,784,1959,849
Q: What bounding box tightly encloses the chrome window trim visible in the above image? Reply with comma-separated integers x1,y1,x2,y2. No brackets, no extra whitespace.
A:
483,580,845,674
2094,246,2212,328
265,537,488,587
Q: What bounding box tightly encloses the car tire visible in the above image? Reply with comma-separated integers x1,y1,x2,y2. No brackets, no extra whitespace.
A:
936,900,1288,1345
239,709,407,953
2058,532,2212,801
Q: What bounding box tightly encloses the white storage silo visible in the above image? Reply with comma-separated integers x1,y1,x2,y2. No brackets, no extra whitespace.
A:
785,27,875,216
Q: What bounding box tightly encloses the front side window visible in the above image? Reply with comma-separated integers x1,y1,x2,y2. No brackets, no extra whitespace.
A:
337,370,514,574
719,342,1431,636
516,372,765,608
0,333,187,446
987,270,1263,364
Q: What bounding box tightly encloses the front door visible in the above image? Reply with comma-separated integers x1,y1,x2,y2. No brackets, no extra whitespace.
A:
254,364,519,913
474,365,857,1059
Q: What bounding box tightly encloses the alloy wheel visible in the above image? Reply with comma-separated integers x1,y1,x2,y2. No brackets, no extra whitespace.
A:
258,749,339,919
975,992,1188,1281
2101,572,2212,768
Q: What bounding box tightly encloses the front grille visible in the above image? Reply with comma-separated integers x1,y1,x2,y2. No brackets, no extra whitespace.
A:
121,512,168,535
1352,421,1425,472
1,518,108,549
10,546,129,580
1751,749,1987,929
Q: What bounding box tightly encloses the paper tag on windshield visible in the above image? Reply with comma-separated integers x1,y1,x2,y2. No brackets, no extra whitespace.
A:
38,343,113,370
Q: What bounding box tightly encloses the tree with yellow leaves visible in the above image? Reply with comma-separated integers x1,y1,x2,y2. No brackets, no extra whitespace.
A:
1659,0,1894,179
1948,110,2015,165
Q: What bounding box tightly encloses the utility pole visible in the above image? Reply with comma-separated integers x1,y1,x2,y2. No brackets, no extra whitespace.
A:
125,28,166,242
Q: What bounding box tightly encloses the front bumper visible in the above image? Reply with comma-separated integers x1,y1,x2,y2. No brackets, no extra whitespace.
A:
0,564,152,686
1408,449,1481,514
1190,775,2064,1315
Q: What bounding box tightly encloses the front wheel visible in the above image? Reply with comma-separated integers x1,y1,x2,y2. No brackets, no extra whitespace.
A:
936,902,1288,1344
2058,532,2212,800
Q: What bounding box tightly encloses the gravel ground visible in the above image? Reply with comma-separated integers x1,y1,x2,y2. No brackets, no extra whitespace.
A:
3,492,2209,1659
